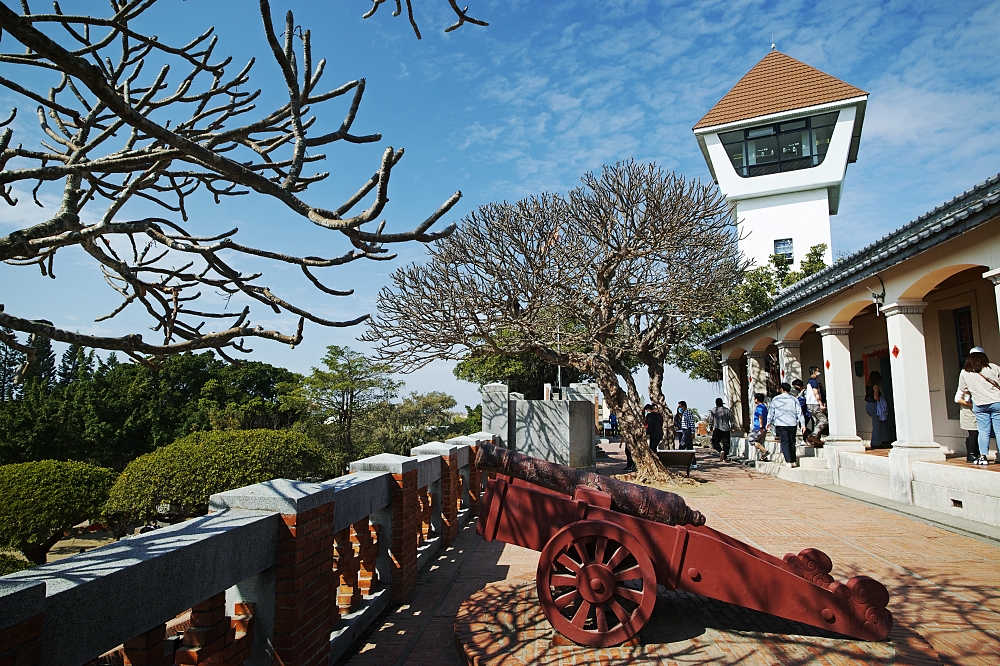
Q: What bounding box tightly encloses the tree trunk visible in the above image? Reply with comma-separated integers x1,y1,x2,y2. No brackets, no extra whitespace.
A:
591,356,668,480
19,531,64,565
643,356,674,442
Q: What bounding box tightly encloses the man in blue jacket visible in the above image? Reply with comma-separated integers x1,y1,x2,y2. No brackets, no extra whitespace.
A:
749,393,770,461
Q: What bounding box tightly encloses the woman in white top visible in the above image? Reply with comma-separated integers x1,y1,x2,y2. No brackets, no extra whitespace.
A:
954,386,981,463
956,347,1000,465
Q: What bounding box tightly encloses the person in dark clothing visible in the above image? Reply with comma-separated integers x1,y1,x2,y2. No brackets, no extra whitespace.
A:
677,401,695,451
644,404,664,452
708,397,734,461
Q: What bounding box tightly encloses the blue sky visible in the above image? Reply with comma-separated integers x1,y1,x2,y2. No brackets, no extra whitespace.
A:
2,0,999,411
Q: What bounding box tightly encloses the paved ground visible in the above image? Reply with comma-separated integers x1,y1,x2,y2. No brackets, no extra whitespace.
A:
343,443,1000,665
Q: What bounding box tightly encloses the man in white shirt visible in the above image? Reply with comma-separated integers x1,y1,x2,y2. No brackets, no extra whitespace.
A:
768,382,806,467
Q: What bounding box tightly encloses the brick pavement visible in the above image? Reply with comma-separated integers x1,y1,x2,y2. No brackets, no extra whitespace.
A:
343,444,1000,665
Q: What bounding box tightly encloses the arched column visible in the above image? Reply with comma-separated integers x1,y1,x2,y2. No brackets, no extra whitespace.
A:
745,350,769,407
721,358,745,434
984,268,1000,332
817,325,864,484
775,339,802,384
883,300,945,504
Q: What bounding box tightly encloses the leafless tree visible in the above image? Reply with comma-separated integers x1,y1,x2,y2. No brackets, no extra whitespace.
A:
362,0,488,40
364,161,745,479
0,0,464,375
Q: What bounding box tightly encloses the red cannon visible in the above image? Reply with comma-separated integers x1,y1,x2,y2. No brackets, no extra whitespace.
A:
475,443,892,647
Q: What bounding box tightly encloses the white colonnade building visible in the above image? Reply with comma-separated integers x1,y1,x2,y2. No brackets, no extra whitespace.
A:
696,51,1000,526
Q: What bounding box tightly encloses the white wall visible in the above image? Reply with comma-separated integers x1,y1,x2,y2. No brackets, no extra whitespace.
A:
736,189,833,269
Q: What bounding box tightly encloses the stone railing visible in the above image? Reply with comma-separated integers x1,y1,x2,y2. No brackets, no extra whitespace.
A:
0,434,492,666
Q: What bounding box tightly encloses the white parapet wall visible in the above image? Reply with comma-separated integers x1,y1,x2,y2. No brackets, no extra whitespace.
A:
833,452,892,500
911,461,1000,528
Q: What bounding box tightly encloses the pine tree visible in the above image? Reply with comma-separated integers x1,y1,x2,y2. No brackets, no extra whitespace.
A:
58,344,82,386
0,328,25,402
22,334,56,389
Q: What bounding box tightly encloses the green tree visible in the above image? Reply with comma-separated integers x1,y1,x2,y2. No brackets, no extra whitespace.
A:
668,244,828,382
104,429,332,526
0,554,31,576
57,344,94,386
0,327,24,402
21,333,56,389
367,391,461,456
454,351,584,399
197,362,302,430
0,460,116,564
285,346,401,462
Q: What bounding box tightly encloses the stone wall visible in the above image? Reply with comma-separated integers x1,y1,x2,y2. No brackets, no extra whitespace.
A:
0,437,488,666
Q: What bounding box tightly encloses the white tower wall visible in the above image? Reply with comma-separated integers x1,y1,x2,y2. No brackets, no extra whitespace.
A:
697,101,862,271
735,189,833,268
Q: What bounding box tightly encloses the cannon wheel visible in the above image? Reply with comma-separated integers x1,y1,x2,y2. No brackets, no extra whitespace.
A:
537,519,656,647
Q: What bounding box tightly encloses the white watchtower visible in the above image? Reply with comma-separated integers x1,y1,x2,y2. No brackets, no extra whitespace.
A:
693,50,868,270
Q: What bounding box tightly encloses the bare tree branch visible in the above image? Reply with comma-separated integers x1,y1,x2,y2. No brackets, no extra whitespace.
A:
0,0,459,367
361,0,487,39
364,161,747,480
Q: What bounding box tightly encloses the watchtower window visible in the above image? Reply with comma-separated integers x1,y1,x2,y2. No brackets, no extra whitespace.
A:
720,111,840,178
774,238,793,262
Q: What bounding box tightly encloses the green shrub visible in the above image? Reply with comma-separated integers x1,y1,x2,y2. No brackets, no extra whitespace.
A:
104,429,332,524
0,553,32,576
0,460,116,564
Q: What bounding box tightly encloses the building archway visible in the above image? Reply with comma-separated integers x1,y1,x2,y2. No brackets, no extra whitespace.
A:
900,264,986,301
783,321,819,341
831,300,873,326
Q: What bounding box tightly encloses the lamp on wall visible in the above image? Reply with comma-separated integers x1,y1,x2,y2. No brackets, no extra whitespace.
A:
868,274,886,316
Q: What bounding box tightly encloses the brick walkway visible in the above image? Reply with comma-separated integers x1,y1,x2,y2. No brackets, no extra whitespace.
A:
343,445,1000,665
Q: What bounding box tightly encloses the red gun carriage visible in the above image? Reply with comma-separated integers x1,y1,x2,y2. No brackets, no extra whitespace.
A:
475,442,892,648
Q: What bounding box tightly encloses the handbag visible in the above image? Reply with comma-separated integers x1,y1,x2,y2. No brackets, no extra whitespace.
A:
876,396,888,421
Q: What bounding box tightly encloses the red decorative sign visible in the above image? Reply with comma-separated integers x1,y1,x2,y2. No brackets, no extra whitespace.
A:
892,345,900,358
825,360,830,370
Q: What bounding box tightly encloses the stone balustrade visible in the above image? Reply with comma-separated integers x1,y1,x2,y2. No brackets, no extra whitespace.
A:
0,434,494,666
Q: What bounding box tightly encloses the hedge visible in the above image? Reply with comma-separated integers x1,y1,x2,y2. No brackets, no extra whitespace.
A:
104,429,332,523
0,460,116,565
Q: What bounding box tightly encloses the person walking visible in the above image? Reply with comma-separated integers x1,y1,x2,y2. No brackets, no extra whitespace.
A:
768,382,806,467
955,386,982,463
644,404,664,453
708,398,734,462
608,412,618,438
864,371,888,449
748,393,770,461
805,366,828,446
673,408,683,449
957,347,1000,466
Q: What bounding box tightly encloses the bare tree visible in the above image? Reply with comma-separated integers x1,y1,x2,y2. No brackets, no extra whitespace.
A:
362,0,488,40
0,0,461,374
364,161,745,480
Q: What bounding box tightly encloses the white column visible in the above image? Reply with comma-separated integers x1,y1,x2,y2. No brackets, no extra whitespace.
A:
745,351,769,401
883,301,945,505
818,326,864,485
722,359,745,434
984,268,1000,333
776,339,803,385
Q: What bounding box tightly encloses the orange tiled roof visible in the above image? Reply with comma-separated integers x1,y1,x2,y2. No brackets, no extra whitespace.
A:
693,51,867,130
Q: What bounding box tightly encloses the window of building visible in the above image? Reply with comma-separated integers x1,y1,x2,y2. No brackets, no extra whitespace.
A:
774,238,793,262
954,306,975,367
720,111,840,178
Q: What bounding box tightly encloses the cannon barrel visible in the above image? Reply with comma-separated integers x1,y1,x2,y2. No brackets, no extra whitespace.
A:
475,441,706,527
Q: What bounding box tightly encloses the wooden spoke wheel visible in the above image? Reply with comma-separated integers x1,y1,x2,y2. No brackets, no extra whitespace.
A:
536,520,656,647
